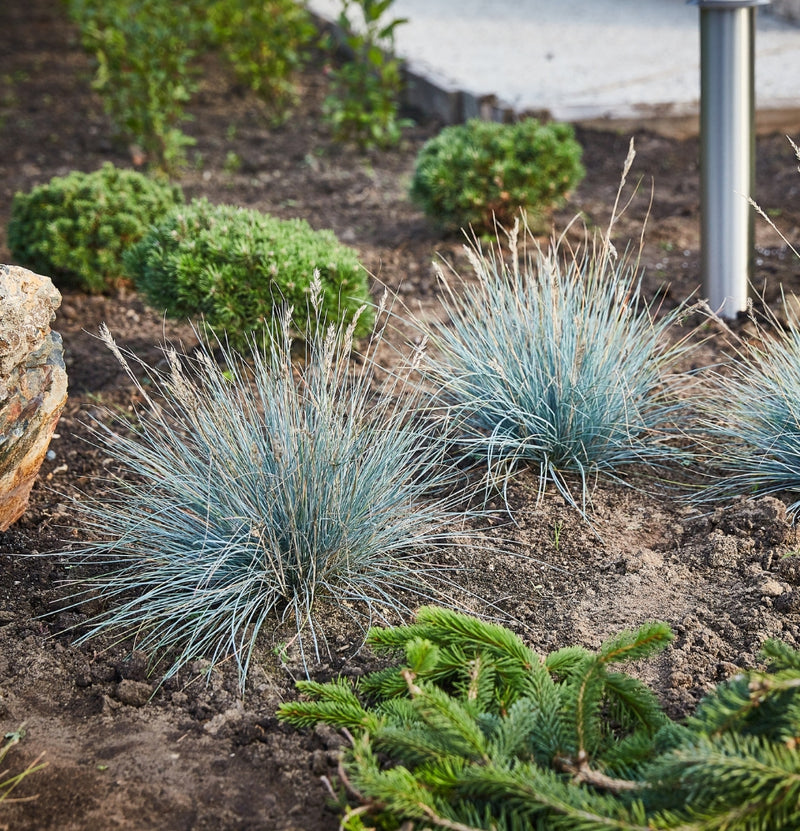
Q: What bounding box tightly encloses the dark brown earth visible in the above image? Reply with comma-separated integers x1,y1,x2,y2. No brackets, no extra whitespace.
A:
2,2,800,829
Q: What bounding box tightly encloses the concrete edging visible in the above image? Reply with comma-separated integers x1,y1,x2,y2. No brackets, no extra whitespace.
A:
769,0,800,22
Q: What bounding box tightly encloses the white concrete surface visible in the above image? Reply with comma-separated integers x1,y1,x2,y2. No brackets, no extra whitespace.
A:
307,0,800,121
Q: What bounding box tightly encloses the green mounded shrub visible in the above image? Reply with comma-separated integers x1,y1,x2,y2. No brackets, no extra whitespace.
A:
410,118,585,235
279,606,800,831
7,163,184,293
207,0,316,123
124,198,373,349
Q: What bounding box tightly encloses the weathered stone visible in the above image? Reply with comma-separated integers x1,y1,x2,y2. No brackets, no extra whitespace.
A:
0,265,62,376
0,265,67,530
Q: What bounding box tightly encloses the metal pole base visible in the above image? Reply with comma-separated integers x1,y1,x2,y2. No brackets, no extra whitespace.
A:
691,0,768,317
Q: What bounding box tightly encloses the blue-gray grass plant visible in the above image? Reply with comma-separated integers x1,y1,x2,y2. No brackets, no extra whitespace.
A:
698,301,800,515
59,276,480,688
420,215,697,516
696,138,800,515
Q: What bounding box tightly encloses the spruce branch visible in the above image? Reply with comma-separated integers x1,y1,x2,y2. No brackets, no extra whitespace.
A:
555,750,643,794
411,606,541,670
763,638,800,672
604,672,669,735
456,764,652,830
547,645,593,676
277,679,383,733
748,675,800,699
417,803,487,831
597,623,673,667
401,672,492,764
573,656,606,759
279,609,800,831
649,733,800,830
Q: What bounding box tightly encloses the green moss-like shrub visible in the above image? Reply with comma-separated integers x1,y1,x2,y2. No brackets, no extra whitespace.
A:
124,198,373,348
8,163,184,293
410,118,585,235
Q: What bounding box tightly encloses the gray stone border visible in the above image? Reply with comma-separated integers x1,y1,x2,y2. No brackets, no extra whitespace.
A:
767,0,800,22
310,6,800,135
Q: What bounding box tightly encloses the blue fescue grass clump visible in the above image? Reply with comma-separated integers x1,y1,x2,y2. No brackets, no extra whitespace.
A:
419,215,697,516
58,277,480,689
697,304,800,516
695,142,800,516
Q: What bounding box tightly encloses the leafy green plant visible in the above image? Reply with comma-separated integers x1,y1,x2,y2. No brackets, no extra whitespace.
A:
1,725,46,804
8,163,183,293
323,0,411,150
207,0,316,122
124,197,373,350
279,606,800,831
67,0,201,170
417,215,697,517
410,118,584,235
223,151,242,174
56,281,484,688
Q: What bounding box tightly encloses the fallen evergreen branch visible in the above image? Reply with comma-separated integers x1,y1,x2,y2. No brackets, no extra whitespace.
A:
279,606,800,830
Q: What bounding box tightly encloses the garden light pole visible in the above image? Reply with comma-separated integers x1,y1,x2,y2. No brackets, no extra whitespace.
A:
690,0,770,318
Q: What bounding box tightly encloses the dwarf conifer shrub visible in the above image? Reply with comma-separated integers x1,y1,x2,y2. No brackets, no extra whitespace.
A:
57,282,481,688
410,118,584,235
124,198,373,350
279,606,800,831
8,163,183,293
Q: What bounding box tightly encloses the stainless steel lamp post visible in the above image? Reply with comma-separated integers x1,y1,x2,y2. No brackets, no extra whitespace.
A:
690,0,770,318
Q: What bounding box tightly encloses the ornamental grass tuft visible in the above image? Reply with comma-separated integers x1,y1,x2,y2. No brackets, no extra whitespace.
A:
697,301,800,516
58,277,480,688
696,143,800,516
419,211,696,516
0,726,46,804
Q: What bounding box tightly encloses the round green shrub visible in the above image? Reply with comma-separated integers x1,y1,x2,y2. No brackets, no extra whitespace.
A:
7,163,184,293
124,198,373,349
409,118,585,235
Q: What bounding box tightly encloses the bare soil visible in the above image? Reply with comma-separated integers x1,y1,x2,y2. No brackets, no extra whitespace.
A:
3,2,800,829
